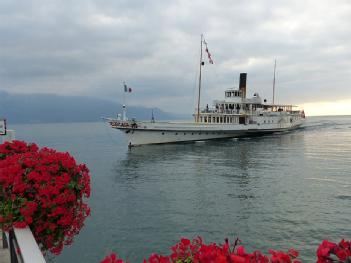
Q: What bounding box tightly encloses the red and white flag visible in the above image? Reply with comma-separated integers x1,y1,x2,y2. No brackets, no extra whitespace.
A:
203,39,214,64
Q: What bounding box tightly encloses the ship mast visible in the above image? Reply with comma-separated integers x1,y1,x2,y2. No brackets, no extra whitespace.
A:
122,82,127,121
196,34,203,123
272,59,276,105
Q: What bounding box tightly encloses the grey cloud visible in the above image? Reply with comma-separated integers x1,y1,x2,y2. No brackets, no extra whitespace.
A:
0,0,351,114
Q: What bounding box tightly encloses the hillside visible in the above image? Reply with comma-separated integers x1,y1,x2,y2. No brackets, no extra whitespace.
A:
0,90,189,124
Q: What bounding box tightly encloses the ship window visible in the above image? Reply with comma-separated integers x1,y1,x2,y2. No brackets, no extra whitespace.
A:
175,133,178,135
192,133,194,135
162,132,165,135
184,133,186,135
217,117,219,123
199,133,201,135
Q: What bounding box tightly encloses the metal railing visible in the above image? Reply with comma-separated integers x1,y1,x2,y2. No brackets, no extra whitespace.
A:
2,228,46,263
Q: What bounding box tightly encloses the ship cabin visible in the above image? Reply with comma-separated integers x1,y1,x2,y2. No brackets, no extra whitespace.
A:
195,88,264,125
194,73,300,125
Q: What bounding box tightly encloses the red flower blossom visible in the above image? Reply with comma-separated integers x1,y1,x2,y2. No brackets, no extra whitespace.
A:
13,221,27,228
288,248,299,259
316,239,351,263
236,246,246,256
101,253,128,263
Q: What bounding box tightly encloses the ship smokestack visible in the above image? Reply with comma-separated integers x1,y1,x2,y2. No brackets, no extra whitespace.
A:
239,73,247,98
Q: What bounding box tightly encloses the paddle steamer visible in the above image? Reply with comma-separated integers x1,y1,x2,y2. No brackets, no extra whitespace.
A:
106,37,305,146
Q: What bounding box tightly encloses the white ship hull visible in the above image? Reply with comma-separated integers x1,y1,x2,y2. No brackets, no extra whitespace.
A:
110,118,304,146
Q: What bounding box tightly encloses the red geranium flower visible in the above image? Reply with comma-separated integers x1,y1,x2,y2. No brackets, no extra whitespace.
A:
104,237,301,263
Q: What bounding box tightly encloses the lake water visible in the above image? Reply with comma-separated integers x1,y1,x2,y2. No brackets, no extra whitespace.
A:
8,116,351,262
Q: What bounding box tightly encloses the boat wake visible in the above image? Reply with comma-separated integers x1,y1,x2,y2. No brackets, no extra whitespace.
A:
299,120,348,132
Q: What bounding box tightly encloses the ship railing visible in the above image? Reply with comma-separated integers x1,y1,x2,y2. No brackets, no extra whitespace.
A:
199,109,243,115
109,120,139,129
2,223,46,263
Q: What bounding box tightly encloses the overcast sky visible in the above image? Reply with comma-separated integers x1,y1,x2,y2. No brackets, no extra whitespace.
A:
1,0,350,114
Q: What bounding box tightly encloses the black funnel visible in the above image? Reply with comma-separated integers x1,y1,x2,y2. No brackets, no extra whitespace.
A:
239,73,247,98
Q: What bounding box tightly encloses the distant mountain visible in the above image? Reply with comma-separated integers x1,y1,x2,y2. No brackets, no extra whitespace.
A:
0,90,190,124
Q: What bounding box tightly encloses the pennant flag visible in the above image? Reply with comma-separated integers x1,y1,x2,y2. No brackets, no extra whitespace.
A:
203,39,214,64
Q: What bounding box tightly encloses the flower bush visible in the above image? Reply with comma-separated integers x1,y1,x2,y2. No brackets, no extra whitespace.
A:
101,238,351,263
0,140,91,255
317,239,351,263
101,237,302,263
